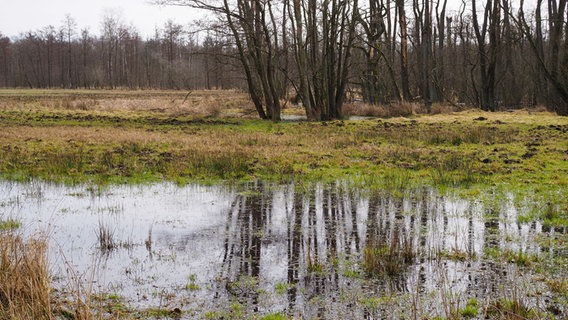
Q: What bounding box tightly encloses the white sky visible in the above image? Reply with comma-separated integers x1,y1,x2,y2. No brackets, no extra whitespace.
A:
0,0,536,40
0,0,202,39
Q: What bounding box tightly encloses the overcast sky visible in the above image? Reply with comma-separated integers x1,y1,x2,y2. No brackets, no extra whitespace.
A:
0,0,202,39
0,0,536,40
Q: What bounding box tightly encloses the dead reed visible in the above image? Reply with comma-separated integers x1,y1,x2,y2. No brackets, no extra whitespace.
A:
97,220,117,253
0,232,52,320
0,89,253,118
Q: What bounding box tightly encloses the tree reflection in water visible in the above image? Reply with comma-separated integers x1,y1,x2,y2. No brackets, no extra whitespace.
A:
1,180,561,317
210,182,548,318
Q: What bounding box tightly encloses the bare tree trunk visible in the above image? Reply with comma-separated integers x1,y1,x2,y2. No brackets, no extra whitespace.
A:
534,0,547,104
435,0,448,101
421,0,434,112
0,36,10,87
361,0,385,104
472,0,500,111
547,0,567,111
396,0,411,101
290,0,358,120
224,0,268,119
291,0,315,119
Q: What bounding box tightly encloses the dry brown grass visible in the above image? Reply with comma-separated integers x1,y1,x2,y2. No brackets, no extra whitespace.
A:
0,89,254,118
416,108,566,125
343,101,422,117
431,103,461,114
0,232,52,320
0,230,98,320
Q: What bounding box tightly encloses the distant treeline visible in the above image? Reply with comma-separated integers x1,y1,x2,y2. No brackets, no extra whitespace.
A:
0,0,567,117
0,15,244,91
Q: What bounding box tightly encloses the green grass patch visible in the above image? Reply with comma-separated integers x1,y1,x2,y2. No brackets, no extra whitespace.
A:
484,247,538,267
459,298,479,318
260,312,289,320
0,219,21,230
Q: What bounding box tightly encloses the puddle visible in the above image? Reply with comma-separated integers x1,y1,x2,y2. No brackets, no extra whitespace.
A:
0,180,564,318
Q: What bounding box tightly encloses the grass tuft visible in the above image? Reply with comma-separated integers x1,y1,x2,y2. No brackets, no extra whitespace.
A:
363,226,415,277
97,220,117,252
488,298,536,319
459,298,479,318
0,219,22,231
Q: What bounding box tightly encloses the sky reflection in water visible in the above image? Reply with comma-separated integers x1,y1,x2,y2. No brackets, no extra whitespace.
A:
0,180,557,318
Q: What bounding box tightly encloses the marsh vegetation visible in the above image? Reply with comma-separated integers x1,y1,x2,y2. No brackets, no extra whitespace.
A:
0,90,567,319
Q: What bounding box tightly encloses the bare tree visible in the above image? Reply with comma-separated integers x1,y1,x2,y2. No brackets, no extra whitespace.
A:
422,0,435,110
500,0,515,106
511,0,568,114
289,0,359,120
154,0,359,121
101,11,122,88
413,0,435,111
162,20,185,89
434,0,448,100
154,0,285,121
62,14,77,88
396,0,411,101
0,34,11,87
471,0,501,111
79,29,92,88
357,0,402,104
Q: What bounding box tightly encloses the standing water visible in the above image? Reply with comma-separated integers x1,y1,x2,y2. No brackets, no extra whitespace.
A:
0,180,564,318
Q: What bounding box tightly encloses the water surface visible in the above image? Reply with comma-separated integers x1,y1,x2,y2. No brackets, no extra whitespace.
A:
0,180,563,318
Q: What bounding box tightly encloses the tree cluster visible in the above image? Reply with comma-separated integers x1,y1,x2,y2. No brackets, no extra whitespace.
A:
1,1,567,119
156,0,568,119
0,14,244,90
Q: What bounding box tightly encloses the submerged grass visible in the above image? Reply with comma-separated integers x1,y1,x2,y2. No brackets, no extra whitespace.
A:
97,220,117,253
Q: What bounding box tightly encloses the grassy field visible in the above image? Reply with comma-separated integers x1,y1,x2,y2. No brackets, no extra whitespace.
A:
1,89,567,319
1,90,567,189
1,89,567,216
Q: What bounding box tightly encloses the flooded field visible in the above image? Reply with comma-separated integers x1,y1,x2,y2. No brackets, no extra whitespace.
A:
1,180,566,319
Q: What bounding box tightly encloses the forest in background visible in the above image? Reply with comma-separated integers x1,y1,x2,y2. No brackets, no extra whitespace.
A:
0,0,567,119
